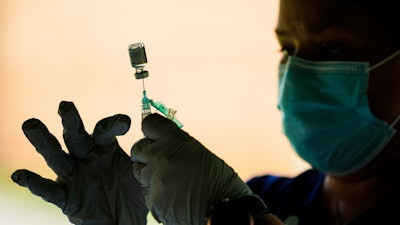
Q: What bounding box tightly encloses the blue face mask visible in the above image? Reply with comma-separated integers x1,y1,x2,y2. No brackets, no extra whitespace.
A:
278,50,400,176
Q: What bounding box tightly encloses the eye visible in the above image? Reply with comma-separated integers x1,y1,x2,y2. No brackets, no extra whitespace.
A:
317,42,353,60
279,47,295,64
320,44,341,56
279,47,295,55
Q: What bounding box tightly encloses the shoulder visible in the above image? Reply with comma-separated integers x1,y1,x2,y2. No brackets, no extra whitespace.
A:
246,169,325,218
247,169,324,199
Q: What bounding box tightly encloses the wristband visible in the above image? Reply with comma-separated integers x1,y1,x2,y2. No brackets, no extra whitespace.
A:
207,195,270,225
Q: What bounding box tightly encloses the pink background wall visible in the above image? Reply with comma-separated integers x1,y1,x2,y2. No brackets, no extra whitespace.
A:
0,1,308,224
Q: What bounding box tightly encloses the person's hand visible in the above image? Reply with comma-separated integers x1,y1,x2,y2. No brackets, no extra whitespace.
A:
131,114,266,225
11,101,148,225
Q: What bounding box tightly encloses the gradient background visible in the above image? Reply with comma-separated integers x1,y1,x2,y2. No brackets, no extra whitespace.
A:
0,1,309,224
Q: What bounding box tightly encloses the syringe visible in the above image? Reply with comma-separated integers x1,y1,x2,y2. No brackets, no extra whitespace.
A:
128,42,183,128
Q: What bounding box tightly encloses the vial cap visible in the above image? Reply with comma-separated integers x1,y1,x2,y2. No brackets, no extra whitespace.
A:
135,71,149,79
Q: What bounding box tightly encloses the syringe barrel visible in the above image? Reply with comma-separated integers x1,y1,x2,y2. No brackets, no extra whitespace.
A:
141,90,152,119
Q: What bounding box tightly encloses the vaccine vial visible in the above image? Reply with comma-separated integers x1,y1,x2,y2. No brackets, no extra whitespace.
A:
128,43,149,79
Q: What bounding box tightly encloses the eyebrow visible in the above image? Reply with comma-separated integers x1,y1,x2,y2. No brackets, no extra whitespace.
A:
275,24,349,38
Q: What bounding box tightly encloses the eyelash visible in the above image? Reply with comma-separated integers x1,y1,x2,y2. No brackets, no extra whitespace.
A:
278,49,290,64
278,47,294,55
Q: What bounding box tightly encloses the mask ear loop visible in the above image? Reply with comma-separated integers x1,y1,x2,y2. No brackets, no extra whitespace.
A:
386,53,400,129
389,113,400,129
369,50,400,71
367,49,400,129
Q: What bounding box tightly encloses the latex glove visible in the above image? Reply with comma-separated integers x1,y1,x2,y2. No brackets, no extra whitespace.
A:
131,114,260,225
11,101,148,225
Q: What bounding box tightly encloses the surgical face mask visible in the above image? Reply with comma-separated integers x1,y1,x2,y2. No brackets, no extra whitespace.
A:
278,50,400,176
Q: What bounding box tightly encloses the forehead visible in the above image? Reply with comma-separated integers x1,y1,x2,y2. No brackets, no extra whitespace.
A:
277,0,382,37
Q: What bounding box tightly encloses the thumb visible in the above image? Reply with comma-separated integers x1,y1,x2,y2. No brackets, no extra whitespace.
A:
142,113,182,141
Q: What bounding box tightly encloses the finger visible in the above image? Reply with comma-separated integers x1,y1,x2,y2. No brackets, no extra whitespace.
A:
142,113,182,141
22,119,76,177
58,101,94,158
92,114,131,149
131,130,189,165
130,138,152,164
132,161,149,187
11,169,67,209
131,138,152,186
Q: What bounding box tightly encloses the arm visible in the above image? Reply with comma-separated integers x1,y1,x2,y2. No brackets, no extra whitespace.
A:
206,195,284,225
256,214,284,225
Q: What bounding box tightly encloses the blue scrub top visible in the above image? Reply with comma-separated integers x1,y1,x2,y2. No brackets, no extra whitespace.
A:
247,169,400,225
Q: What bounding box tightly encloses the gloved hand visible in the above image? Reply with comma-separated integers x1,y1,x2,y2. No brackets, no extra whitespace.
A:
11,101,148,225
131,114,263,225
